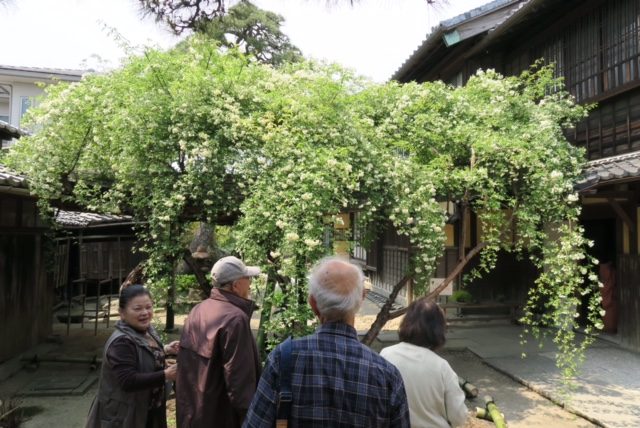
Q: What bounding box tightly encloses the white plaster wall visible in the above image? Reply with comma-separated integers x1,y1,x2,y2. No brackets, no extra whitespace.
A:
0,98,9,119
9,82,45,128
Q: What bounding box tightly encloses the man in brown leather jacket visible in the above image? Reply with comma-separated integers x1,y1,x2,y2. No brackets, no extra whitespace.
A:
176,256,262,428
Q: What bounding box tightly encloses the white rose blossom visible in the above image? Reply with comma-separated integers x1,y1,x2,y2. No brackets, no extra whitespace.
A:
285,232,299,242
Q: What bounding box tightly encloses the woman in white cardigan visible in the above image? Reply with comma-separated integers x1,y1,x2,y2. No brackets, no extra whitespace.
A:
381,298,468,428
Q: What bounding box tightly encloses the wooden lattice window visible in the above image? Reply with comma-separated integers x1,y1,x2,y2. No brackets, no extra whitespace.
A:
601,0,640,93
565,11,601,102
570,86,640,159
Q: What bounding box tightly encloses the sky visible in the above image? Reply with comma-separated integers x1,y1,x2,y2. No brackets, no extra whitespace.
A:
0,0,489,82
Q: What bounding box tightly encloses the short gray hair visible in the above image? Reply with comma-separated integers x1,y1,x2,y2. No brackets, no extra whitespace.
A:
308,256,364,322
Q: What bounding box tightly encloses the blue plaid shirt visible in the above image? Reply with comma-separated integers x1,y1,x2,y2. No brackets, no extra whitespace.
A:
243,322,410,428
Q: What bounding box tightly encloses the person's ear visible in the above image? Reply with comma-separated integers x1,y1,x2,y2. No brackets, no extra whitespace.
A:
308,295,321,318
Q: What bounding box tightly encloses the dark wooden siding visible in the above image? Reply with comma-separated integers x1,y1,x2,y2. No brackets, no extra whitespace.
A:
0,196,51,363
617,254,640,349
78,239,140,281
564,9,601,102
463,251,536,304
571,87,640,158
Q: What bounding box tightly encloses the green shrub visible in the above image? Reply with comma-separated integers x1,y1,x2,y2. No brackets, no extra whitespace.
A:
175,274,199,293
451,289,474,303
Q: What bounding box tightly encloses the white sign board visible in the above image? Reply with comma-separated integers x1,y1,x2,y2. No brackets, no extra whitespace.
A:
429,278,452,296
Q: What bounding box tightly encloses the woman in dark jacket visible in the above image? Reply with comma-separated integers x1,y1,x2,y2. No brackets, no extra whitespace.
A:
86,285,179,428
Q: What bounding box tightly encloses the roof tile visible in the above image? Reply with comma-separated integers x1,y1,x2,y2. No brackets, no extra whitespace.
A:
0,164,29,189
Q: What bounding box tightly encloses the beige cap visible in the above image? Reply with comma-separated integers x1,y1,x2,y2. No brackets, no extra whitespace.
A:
211,256,261,286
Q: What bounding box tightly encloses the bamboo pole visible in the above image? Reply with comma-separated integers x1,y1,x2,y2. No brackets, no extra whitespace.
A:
459,377,478,398
484,395,507,428
475,407,505,422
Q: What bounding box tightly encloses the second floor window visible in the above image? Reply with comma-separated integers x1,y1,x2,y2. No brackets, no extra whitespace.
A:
20,96,36,126
566,0,640,102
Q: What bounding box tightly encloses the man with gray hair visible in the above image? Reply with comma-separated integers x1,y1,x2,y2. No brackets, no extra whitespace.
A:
177,256,262,428
243,256,410,427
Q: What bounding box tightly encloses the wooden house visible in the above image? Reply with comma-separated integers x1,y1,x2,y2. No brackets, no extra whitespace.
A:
385,0,640,349
0,160,51,363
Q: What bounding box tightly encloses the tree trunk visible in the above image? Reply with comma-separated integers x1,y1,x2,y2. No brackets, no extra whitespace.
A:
360,275,410,346
120,262,145,292
177,222,217,275
182,249,211,296
189,222,216,252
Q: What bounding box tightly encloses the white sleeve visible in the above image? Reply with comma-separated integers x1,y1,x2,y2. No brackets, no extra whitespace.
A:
443,363,469,428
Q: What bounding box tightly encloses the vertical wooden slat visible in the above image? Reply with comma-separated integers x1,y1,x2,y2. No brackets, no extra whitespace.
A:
628,95,632,151
599,107,604,157
613,101,618,154
598,5,605,95
618,254,640,350
586,116,591,158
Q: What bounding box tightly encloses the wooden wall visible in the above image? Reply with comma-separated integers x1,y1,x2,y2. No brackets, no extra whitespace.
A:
0,195,51,363
617,254,640,349
78,238,140,281
463,251,536,303
571,87,640,159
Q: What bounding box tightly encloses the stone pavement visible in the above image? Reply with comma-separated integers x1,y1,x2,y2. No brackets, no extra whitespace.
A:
373,324,640,428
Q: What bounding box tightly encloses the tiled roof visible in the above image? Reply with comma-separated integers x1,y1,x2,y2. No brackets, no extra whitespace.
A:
55,210,134,228
1,165,133,226
0,120,29,139
485,0,531,35
0,164,29,190
441,0,520,28
391,0,526,81
577,152,640,191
